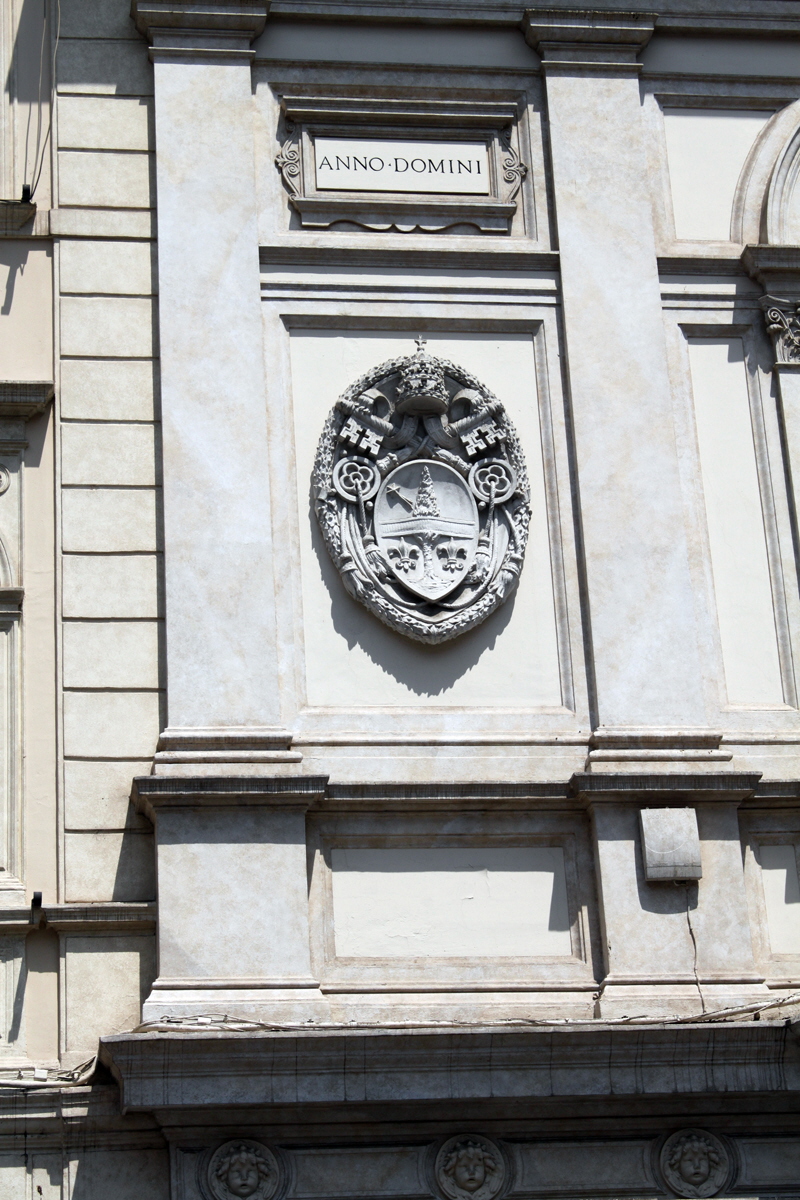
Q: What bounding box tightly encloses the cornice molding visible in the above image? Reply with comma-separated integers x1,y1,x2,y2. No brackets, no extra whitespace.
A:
130,0,269,59
0,381,53,421
523,8,656,73
252,1,800,38
133,774,329,821
101,1021,798,1113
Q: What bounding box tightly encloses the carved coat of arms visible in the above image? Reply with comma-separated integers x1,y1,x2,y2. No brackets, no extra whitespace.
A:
313,341,531,643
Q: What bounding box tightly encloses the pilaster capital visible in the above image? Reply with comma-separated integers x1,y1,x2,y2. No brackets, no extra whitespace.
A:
131,0,269,60
522,8,656,73
762,297,800,366
742,247,800,366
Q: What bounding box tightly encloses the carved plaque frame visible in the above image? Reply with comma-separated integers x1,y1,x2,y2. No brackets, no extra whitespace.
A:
275,92,529,234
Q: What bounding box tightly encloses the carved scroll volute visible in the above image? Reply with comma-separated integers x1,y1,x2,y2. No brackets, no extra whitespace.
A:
275,117,301,200
499,126,528,202
762,297,800,364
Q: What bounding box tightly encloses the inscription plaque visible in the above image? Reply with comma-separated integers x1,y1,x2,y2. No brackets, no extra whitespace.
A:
314,138,490,194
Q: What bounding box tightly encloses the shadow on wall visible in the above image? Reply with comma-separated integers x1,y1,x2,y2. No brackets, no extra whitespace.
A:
5,0,49,103
8,929,58,1058
70,1147,170,1200
111,812,156,902
310,496,516,697
5,0,52,195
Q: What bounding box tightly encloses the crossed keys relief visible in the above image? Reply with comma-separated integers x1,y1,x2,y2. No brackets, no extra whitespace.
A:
313,340,531,643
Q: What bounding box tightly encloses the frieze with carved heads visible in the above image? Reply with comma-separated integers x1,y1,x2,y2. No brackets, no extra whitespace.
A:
433,1134,507,1200
202,1140,281,1200
658,1129,732,1199
312,340,531,643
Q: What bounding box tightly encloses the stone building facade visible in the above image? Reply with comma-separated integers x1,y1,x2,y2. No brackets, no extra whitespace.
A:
1,0,800,1194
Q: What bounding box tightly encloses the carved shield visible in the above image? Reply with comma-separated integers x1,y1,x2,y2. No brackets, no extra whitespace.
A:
375,461,479,601
313,344,531,643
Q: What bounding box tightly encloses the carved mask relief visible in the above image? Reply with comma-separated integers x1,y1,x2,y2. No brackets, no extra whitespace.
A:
659,1130,731,1199
313,341,531,643
204,1140,280,1200
434,1135,507,1200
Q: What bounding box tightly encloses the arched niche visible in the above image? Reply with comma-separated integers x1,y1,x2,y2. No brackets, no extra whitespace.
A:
731,99,800,245
0,536,12,590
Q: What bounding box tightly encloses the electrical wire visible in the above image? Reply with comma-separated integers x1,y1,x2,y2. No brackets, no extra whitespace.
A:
28,0,60,202
29,0,48,195
131,989,800,1036
1,990,797,1092
0,1056,96,1091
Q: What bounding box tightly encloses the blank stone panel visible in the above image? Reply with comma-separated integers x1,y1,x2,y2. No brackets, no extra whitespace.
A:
67,1150,169,1200
331,846,571,958
57,95,152,151
60,0,141,39
60,296,156,357
65,759,153,830
63,553,159,618
62,621,159,689
644,36,800,79
687,338,784,705
63,935,156,1051
516,1140,652,1192
62,488,158,552
60,358,158,421
60,240,156,296
58,148,153,210
291,1148,425,1199
663,108,769,241
64,832,156,901
0,940,23,1051
760,843,800,954
61,423,158,486
62,690,160,758
58,149,154,208
254,22,541,68
0,244,53,381
57,38,154,95
0,1163,27,1198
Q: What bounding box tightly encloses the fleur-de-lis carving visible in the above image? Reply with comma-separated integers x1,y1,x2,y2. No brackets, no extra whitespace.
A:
387,539,420,574
437,541,468,573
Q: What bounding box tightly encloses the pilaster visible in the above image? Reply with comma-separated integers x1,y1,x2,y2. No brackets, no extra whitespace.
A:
133,775,329,1022
573,774,766,1018
0,382,52,905
743,245,800,561
131,0,296,773
524,9,716,749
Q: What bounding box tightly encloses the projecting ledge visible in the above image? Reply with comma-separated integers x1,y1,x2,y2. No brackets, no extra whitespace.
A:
569,772,761,804
132,774,328,821
100,1022,800,1114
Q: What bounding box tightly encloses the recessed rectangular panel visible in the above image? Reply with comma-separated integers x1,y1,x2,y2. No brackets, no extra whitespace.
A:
289,331,562,709
760,843,800,955
663,109,768,241
315,138,490,194
331,846,571,957
688,338,784,705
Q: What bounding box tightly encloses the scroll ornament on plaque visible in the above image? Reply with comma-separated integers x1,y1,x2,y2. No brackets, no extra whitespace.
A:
312,340,531,643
